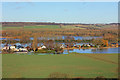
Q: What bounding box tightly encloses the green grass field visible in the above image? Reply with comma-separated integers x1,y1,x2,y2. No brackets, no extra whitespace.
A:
2,54,118,78
2,25,61,30
2,27,23,30
2,25,88,30
2,25,112,30
24,25,60,29
0,54,1,78
2,24,115,30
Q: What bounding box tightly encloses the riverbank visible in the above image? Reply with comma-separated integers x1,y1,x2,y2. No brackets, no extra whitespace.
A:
2,53,118,78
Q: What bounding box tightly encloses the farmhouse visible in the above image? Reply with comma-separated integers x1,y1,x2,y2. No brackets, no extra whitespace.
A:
2,45,28,53
2,46,10,50
60,44,65,49
10,46,16,50
41,45,46,49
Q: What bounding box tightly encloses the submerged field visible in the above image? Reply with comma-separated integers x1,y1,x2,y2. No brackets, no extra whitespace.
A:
2,53,118,78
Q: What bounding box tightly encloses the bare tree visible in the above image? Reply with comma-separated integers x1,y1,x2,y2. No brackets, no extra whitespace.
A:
32,33,38,52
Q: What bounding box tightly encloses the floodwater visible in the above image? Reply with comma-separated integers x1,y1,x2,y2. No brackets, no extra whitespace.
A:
18,47,119,55
30,36,102,40
0,35,119,54
63,47,119,54
0,36,102,41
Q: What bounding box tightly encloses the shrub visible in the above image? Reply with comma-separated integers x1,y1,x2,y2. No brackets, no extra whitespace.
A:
48,72,70,78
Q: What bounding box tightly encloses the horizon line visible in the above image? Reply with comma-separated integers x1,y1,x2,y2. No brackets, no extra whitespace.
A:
1,21,118,24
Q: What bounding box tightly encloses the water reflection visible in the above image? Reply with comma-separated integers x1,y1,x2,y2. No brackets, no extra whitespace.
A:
65,47,119,54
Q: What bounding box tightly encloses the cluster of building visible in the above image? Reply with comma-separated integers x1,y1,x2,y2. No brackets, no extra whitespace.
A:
110,43,119,47
2,45,28,53
2,45,49,53
1,42,119,54
2,44,65,53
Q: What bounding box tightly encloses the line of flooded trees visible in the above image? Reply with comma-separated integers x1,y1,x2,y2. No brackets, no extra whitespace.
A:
2,28,118,43
2,32,117,54
1,36,118,45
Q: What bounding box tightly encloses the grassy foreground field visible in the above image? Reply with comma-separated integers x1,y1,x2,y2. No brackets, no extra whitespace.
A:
2,54,118,78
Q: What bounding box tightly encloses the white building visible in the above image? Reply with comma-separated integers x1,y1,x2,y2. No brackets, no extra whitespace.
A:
2,46,10,50
86,44,90,47
19,48,28,52
41,45,46,49
10,46,16,50
10,46,20,52
60,44,65,49
14,48,19,52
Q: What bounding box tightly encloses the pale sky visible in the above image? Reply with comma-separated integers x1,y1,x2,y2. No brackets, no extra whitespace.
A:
2,2,118,23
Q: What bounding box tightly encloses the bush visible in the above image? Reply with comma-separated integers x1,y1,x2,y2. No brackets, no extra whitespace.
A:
35,49,55,53
48,72,70,78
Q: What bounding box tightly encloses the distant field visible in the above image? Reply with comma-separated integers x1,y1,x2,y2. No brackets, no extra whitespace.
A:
61,25,85,29
2,25,60,30
24,25,86,29
2,25,88,30
24,25,60,29
2,27,23,30
1,24,117,30
2,53,118,78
